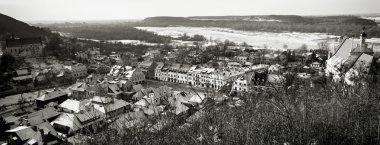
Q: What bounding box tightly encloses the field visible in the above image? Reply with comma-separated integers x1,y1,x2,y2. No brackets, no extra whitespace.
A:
136,26,339,50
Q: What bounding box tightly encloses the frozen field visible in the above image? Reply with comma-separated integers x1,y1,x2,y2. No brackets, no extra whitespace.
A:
136,27,340,50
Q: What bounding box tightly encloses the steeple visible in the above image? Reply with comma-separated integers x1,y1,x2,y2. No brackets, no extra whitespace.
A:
360,27,367,51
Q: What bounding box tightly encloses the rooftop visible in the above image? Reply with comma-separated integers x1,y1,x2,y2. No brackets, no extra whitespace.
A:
36,90,68,101
5,37,42,48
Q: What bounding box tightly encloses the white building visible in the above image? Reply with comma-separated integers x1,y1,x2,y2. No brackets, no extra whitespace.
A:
155,63,246,90
326,32,374,84
124,69,145,84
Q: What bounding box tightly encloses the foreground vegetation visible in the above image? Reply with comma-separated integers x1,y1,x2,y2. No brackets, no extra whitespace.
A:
84,73,380,145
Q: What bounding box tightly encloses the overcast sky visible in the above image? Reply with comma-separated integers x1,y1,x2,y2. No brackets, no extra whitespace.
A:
1,0,380,21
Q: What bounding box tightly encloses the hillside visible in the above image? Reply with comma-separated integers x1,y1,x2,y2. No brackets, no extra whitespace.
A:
0,13,51,39
140,15,380,37
46,24,172,43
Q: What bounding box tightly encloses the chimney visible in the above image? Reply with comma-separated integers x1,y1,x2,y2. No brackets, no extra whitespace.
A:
40,129,46,142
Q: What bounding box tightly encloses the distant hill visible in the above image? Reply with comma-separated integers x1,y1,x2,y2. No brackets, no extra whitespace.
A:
143,15,377,26
0,13,51,39
140,15,380,37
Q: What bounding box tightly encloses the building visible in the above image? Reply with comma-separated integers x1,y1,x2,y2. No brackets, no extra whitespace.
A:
12,69,33,87
4,36,43,57
35,90,69,108
5,126,44,145
155,63,246,90
87,47,100,59
143,50,161,60
138,61,157,78
27,107,61,122
88,63,110,74
124,69,145,84
231,73,254,92
310,61,321,69
92,96,130,118
65,63,88,79
154,62,165,80
326,29,375,84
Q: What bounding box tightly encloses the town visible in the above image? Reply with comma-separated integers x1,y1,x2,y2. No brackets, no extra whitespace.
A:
1,3,380,144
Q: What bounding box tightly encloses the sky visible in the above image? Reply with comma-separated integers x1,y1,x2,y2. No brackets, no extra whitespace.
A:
0,0,380,21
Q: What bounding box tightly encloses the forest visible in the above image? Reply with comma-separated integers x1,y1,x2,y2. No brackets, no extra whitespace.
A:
140,15,380,37
51,24,172,43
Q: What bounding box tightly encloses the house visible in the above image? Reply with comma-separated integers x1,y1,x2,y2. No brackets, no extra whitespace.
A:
310,61,321,69
12,69,33,87
154,62,165,80
58,99,84,113
124,69,145,84
137,61,154,74
27,107,61,123
107,84,123,98
88,63,110,74
52,103,104,135
108,65,133,76
5,126,43,145
227,62,242,69
51,113,82,135
87,47,100,59
35,90,69,108
4,123,61,145
76,51,88,62
70,82,88,100
4,36,43,57
234,52,250,63
92,96,130,118
231,72,254,92
144,50,161,60
65,63,87,79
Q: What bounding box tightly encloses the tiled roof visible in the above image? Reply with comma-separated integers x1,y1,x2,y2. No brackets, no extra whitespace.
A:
51,113,82,132
36,122,58,137
133,84,144,92
36,90,68,101
5,126,36,141
179,64,191,73
333,38,357,61
27,107,61,120
94,99,129,114
155,62,165,70
350,46,373,54
108,84,122,94
59,99,81,113
6,37,42,47
28,116,44,126
342,54,361,73
12,75,33,81
138,61,153,68
169,63,181,71
75,109,103,123
16,69,29,76
352,53,373,72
